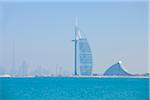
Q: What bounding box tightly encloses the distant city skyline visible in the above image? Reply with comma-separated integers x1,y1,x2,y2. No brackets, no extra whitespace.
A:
0,1,148,75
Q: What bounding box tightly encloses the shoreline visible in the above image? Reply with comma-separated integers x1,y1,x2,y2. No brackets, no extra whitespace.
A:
0,75,149,78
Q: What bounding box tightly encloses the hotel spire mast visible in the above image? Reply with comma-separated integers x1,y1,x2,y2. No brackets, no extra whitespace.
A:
73,17,78,75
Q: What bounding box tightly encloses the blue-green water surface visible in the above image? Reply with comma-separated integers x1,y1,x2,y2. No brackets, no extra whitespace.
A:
1,78,149,100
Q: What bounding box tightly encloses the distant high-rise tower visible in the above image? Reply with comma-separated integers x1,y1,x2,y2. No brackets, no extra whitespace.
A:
11,40,16,76
72,17,93,76
20,60,28,77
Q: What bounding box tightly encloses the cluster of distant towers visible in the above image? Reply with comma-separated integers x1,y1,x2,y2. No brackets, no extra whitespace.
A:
9,18,93,77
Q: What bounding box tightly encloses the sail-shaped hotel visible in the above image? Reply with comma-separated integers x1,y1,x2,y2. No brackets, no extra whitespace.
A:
79,38,92,75
72,18,93,76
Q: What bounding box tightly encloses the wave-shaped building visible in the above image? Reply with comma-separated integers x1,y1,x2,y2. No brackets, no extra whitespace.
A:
103,61,132,76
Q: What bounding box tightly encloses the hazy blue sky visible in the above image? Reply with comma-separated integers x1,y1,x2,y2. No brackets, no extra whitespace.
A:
0,1,148,75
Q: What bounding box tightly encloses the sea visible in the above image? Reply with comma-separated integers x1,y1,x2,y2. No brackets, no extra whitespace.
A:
0,77,149,100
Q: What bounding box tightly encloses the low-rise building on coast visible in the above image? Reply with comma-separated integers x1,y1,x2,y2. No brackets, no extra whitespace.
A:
103,61,132,76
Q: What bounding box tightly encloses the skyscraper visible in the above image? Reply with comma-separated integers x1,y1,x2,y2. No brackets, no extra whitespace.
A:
72,18,93,76
20,60,28,77
79,38,92,75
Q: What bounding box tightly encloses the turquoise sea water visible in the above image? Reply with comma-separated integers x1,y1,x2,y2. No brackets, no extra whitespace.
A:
0,78,149,100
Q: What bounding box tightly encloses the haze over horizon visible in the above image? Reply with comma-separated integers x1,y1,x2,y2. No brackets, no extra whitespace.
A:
0,1,148,75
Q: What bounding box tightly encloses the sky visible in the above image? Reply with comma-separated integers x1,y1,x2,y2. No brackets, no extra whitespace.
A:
0,0,149,75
